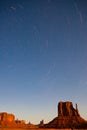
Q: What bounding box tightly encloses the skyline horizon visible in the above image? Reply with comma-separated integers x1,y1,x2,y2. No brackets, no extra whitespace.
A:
0,100,86,124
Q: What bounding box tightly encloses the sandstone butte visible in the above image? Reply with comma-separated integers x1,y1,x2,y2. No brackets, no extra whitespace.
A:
0,101,87,129
43,101,87,129
0,112,37,128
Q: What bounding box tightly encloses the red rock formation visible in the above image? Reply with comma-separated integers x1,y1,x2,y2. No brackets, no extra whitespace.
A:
15,119,26,127
44,101,87,128
0,112,27,127
0,112,15,122
58,101,79,116
39,120,44,127
0,112,16,127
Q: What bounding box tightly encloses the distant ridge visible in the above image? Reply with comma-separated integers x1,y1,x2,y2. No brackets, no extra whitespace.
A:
0,112,37,128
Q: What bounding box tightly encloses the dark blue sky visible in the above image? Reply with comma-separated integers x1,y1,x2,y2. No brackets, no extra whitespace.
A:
0,0,87,123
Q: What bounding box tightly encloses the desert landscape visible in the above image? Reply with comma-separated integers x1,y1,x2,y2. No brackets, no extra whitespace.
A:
1,0,87,130
0,101,87,129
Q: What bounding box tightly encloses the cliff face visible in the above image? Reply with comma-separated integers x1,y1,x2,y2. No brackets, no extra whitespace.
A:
0,112,15,122
0,112,26,127
0,112,38,128
0,112,16,127
44,101,87,128
58,101,79,116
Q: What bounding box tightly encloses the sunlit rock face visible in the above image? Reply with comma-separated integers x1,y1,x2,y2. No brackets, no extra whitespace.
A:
58,101,79,117
0,112,16,127
44,101,87,128
0,112,26,127
0,112,15,122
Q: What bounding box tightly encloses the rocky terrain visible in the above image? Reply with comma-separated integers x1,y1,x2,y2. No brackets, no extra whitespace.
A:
0,112,26,127
44,101,87,128
0,101,87,129
0,112,38,128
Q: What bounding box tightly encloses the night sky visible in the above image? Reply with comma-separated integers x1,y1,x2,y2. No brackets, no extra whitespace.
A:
0,0,87,124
